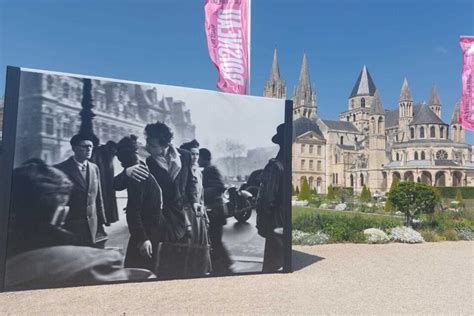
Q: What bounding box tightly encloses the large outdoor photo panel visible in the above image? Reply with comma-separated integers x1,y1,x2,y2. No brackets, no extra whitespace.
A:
0,67,292,291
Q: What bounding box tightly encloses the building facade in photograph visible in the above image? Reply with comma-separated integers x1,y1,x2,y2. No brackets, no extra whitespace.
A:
263,49,474,194
14,72,195,166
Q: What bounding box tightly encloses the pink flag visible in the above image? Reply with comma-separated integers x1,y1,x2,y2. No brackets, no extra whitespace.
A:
460,36,474,131
205,0,249,95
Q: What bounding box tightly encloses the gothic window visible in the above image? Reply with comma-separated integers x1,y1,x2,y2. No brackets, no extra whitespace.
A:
335,154,338,164
421,151,425,160
430,126,435,138
361,98,366,108
440,126,445,139
360,174,364,186
47,76,54,92
414,152,419,160
317,160,322,171
301,144,305,153
436,150,448,160
301,159,306,169
351,99,354,109
309,145,314,154
309,160,314,170
378,117,383,134
45,117,54,135
419,127,425,138
336,173,339,184
396,153,400,161
317,145,322,155
410,127,415,139
62,83,69,99
347,116,350,121
340,136,344,145
353,114,356,121
309,177,314,188
371,117,376,133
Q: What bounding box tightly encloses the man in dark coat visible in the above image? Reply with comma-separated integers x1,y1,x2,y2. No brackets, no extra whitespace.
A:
55,134,108,247
115,122,195,243
199,148,232,275
256,123,286,272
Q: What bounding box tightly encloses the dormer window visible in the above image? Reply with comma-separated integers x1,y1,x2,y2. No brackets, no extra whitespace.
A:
419,127,425,138
410,127,415,139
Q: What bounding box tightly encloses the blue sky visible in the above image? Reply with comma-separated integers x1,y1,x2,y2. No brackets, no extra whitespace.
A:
0,0,473,142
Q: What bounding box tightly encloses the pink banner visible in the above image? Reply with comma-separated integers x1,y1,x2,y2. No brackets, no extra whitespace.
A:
460,36,474,131
205,0,249,95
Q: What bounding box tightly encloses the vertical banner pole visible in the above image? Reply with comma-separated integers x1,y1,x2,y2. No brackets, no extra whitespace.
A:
247,0,251,95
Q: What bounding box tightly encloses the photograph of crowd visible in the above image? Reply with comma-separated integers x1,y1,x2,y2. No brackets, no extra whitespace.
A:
1,68,290,291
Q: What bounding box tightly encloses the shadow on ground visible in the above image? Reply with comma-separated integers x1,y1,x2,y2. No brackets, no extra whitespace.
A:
292,249,325,271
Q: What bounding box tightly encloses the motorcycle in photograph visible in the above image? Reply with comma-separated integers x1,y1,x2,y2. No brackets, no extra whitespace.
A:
223,169,263,223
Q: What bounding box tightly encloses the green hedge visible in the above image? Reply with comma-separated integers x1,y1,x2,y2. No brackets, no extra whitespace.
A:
436,187,474,199
292,207,402,242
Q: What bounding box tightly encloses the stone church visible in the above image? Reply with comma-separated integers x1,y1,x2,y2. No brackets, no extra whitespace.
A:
263,49,474,194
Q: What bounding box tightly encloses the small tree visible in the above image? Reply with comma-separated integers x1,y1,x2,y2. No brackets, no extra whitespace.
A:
327,184,336,200
295,186,300,195
360,185,371,202
388,182,438,227
384,177,399,212
455,189,463,204
298,177,311,201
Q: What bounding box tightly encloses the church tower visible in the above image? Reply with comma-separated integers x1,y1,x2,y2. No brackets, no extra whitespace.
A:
293,52,316,120
428,84,442,118
398,78,413,142
345,65,377,131
451,102,465,143
367,90,386,192
263,48,286,99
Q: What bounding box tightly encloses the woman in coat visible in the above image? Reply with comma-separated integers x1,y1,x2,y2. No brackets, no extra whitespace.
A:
116,135,163,271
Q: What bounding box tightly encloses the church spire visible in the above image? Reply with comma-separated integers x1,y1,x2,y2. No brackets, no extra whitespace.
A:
451,101,461,124
428,84,442,118
292,52,316,120
399,78,413,102
370,90,385,115
270,48,280,81
263,48,286,99
349,65,377,98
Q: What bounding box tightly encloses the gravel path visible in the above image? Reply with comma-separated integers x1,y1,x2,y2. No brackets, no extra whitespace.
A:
0,241,472,314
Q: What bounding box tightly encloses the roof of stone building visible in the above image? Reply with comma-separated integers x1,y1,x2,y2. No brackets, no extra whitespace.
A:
293,117,325,140
337,144,357,151
399,78,413,102
392,138,455,146
349,65,377,98
385,108,399,128
451,102,461,124
409,103,446,125
434,160,459,166
370,90,384,115
321,119,359,133
428,85,442,106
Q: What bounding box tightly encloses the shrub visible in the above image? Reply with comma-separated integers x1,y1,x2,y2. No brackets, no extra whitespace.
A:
390,226,424,243
360,185,371,202
455,190,463,204
420,229,441,242
349,231,367,243
292,230,311,245
327,185,336,200
298,177,311,201
436,187,474,199
457,228,474,241
443,229,459,241
301,231,330,245
363,228,390,244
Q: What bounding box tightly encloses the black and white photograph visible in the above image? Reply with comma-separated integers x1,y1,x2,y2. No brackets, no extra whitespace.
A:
0,67,291,291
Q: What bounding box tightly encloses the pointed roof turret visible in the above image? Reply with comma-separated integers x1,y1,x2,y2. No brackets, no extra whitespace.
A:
269,48,281,81
428,84,442,106
451,101,461,124
399,78,413,102
349,65,377,98
297,52,312,91
370,90,385,115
